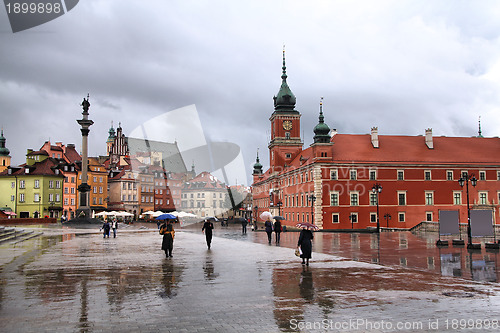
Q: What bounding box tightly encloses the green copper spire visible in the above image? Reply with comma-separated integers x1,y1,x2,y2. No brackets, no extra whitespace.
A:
313,97,331,144
0,129,10,156
478,116,483,138
253,149,263,175
107,121,116,143
273,46,296,111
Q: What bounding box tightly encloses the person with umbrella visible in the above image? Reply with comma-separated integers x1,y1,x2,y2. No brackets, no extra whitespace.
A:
297,223,316,266
260,211,274,245
157,215,176,258
273,216,284,245
202,218,214,249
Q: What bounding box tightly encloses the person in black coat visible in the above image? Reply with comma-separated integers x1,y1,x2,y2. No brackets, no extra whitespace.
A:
101,221,111,238
161,221,175,258
202,219,214,249
273,219,282,245
297,227,314,265
264,219,273,244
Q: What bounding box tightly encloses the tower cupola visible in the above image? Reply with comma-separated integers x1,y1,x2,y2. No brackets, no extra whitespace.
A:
313,98,331,144
0,129,10,157
273,48,296,111
253,149,263,175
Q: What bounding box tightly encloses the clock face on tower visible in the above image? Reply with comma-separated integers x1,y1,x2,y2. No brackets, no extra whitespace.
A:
283,120,293,131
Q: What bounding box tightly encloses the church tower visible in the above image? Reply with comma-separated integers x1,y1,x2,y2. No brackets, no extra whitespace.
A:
268,49,303,173
0,129,11,172
106,122,116,155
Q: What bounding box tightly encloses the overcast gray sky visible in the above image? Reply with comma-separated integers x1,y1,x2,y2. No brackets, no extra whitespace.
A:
1,0,500,185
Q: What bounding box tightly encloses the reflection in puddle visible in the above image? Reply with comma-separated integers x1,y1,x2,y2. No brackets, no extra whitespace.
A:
159,260,184,299
203,253,219,282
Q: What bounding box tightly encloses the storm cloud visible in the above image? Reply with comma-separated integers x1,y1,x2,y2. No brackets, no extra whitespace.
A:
1,0,500,184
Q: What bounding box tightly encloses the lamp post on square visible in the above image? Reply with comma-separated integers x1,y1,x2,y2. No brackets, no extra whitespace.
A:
384,213,391,228
458,173,477,249
276,201,282,216
308,194,316,223
372,184,382,233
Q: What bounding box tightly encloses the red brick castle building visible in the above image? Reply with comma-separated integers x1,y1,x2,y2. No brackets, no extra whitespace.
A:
252,52,500,230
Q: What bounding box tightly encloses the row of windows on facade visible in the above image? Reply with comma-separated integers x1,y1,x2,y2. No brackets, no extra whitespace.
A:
139,187,176,195
64,175,105,183
269,169,497,188
15,193,61,203
282,211,416,224
15,180,62,189
330,191,495,207
181,200,226,208
256,190,494,213
181,193,225,199
330,170,495,181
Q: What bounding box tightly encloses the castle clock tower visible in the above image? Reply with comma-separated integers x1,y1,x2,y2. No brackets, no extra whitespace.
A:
268,49,303,173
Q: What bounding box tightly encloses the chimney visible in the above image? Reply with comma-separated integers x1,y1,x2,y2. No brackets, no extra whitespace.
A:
371,127,379,148
425,128,433,149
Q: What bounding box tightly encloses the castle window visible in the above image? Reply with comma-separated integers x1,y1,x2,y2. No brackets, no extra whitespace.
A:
424,170,431,181
479,192,488,205
285,153,291,159
399,212,405,222
350,192,359,206
397,170,404,180
285,132,290,139
398,192,406,206
447,171,453,181
479,171,486,181
425,192,433,205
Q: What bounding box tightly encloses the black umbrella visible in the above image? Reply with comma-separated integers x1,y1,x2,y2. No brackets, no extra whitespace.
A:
273,216,285,220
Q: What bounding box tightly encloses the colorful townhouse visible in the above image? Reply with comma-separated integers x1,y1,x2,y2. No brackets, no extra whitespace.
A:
0,151,64,218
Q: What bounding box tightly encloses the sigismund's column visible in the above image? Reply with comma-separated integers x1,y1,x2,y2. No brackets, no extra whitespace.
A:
76,94,94,219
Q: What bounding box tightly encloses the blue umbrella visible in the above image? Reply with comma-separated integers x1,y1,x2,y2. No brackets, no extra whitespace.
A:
155,213,176,220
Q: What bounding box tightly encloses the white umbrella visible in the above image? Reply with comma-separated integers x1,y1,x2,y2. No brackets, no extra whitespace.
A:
151,211,164,217
143,210,156,215
260,211,273,221
177,211,196,218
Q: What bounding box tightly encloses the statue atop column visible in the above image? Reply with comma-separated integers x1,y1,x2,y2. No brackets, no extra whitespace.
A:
81,94,90,115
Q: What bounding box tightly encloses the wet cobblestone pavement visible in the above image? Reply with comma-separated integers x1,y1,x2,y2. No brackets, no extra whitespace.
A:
1,223,500,332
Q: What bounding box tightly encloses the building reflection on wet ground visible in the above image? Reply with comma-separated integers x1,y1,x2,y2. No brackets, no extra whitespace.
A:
1,222,500,332
203,223,500,283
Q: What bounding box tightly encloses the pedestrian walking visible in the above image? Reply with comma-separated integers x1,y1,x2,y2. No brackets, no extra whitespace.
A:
202,218,214,249
297,227,314,266
273,219,282,245
160,221,175,258
265,218,273,244
111,219,118,238
100,221,111,238
241,218,248,234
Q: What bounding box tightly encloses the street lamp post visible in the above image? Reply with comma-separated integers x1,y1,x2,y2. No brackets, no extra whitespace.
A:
372,184,382,233
458,173,477,248
349,213,354,229
308,194,316,223
384,213,391,228
276,201,282,216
